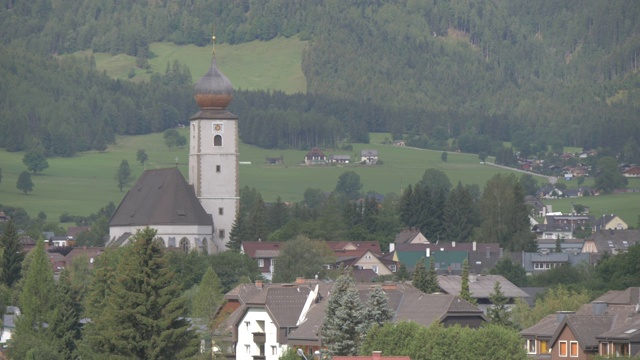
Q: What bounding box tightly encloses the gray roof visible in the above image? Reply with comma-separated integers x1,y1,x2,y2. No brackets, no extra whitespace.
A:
551,315,615,350
3,314,16,328
360,149,378,156
597,318,640,341
519,287,547,307
588,230,640,254
594,287,640,305
109,168,213,227
436,274,529,299
520,314,560,338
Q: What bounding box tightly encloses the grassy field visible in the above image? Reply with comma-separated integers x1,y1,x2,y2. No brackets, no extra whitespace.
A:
71,37,307,94
3,130,638,225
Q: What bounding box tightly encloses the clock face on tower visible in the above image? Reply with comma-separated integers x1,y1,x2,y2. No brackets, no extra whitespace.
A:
213,123,223,134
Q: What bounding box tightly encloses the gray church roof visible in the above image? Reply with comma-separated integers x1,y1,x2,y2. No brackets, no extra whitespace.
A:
109,168,213,227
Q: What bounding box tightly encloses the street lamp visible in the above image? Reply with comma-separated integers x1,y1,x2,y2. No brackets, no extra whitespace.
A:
297,349,308,360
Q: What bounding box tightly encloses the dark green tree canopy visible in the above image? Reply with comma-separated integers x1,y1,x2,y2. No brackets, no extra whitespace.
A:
0,220,25,287
22,150,49,174
114,159,133,192
16,171,34,194
272,236,335,283
334,171,363,200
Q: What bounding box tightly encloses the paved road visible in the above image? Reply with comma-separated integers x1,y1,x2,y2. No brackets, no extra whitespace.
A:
484,162,557,184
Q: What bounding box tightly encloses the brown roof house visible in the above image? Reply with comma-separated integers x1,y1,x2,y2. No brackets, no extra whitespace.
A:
219,279,487,360
581,229,640,254
304,148,327,165
107,168,213,253
521,287,640,359
241,242,284,280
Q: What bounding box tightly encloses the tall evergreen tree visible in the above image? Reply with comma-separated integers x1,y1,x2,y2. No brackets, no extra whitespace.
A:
10,238,57,359
411,257,428,292
80,227,198,359
487,281,512,328
48,270,81,359
267,196,289,233
0,220,24,287
425,257,440,294
321,273,365,356
115,159,133,192
191,267,224,336
443,182,478,242
395,262,409,282
459,259,476,305
362,286,394,332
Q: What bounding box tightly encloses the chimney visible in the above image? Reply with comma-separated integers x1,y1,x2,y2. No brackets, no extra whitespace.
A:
255,280,263,289
426,247,431,258
452,241,456,248
486,247,491,259
592,301,608,316
372,351,382,360
472,241,477,252
389,243,395,252
556,311,575,323
296,277,305,284
469,274,477,283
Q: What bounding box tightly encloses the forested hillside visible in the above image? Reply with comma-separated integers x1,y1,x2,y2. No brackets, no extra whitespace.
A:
1,0,639,158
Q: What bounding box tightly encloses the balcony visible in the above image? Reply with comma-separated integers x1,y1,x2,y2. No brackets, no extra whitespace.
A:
253,332,266,344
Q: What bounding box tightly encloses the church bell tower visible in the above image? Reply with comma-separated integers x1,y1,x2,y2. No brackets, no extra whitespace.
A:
189,36,238,253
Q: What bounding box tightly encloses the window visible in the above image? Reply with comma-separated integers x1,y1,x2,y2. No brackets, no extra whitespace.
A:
271,346,277,355
245,345,250,354
616,343,629,356
214,134,222,146
570,341,578,357
390,265,397,272
600,342,609,356
155,237,166,248
540,340,548,353
372,265,379,274
258,259,264,267
219,229,225,238
216,165,221,173
245,321,250,330
559,341,567,357
180,238,190,252
526,339,537,354
219,207,224,215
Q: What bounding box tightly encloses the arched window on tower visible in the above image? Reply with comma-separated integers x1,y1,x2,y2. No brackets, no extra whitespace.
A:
180,237,190,252
214,134,222,146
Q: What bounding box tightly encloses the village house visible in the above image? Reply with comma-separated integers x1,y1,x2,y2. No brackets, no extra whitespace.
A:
360,149,378,164
304,148,327,165
581,229,640,255
328,154,351,163
594,214,628,231
509,250,591,275
215,279,487,360
241,242,283,280
436,274,529,314
623,166,640,178
521,287,640,359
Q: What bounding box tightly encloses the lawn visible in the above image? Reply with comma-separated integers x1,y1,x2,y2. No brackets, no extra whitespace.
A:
70,37,307,94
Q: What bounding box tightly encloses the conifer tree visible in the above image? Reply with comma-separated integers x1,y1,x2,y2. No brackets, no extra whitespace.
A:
0,220,24,287
395,262,409,282
321,272,365,356
48,269,81,359
425,257,440,293
487,281,512,327
411,257,428,292
459,259,476,305
10,238,57,359
362,286,394,332
192,267,225,335
80,227,198,359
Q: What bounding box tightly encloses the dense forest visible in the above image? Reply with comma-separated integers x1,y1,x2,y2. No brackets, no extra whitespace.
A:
1,0,640,157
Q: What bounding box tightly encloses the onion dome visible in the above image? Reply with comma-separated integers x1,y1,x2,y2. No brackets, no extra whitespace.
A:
193,56,234,110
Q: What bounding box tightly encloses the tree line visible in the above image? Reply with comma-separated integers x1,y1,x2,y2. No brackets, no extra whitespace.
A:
2,0,640,159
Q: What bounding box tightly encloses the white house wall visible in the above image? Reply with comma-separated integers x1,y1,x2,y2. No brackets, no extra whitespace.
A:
109,224,213,250
236,307,283,360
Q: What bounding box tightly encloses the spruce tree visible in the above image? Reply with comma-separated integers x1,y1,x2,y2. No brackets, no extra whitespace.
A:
81,227,198,359
10,238,57,359
0,220,25,287
48,270,81,359
395,262,409,282
362,286,394,332
411,257,428,292
459,259,476,305
487,281,512,327
425,257,440,293
321,272,365,356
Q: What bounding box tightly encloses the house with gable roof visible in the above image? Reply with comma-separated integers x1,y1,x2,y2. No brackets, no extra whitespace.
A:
594,214,628,231
360,149,378,164
304,148,327,165
581,229,640,255
521,287,640,359
326,241,396,275
393,228,429,245
436,274,529,314
218,278,487,360
241,242,283,280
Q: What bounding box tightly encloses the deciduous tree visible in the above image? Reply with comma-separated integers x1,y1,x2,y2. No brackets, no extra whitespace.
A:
273,236,335,283
115,159,133,192
136,149,148,165
22,150,49,174
334,171,363,200
191,267,224,346
17,170,34,194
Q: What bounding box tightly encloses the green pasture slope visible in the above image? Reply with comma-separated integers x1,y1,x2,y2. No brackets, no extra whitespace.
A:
1,131,639,224
73,37,307,94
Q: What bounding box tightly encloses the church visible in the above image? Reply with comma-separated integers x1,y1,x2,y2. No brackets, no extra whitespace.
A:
107,44,238,254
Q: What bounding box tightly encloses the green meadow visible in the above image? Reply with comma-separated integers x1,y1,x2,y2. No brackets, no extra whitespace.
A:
72,37,307,94
3,40,637,226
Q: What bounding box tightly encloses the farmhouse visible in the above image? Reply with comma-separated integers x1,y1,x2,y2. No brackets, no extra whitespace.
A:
360,149,378,164
304,148,328,165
